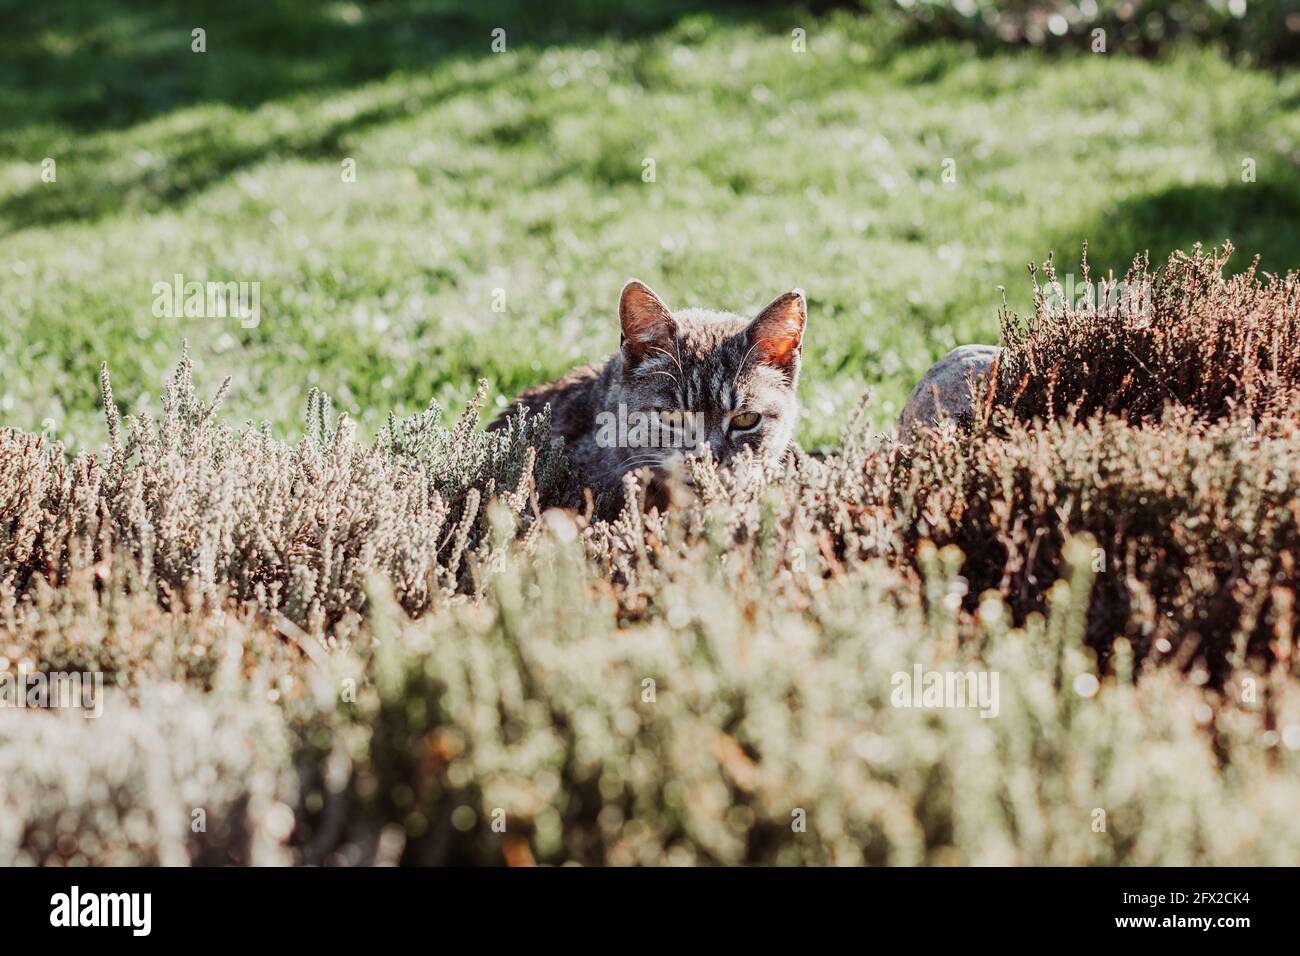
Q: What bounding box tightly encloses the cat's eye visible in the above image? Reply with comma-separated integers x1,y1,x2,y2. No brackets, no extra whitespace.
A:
729,411,761,431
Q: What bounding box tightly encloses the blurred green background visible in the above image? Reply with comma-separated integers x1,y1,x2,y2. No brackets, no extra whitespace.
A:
2,0,1299,450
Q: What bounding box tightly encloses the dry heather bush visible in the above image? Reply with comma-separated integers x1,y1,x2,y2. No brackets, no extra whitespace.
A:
0,349,576,636
889,243,1300,673
5,517,1299,866
1,244,1299,865
303,533,1300,866
0,686,295,866
993,243,1300,425
892,408,1300,675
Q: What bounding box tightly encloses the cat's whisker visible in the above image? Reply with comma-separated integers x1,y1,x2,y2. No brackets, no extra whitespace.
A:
737,339,761,376
647,343,685,379
620,455,682,476
620,455,666,470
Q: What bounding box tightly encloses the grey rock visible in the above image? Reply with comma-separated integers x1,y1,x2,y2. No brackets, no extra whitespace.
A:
897,345,1001,437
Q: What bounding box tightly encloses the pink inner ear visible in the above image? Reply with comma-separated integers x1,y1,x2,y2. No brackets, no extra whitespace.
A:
620,282,676,360
754,327,801,365
751,293,806,367
624,307,672,345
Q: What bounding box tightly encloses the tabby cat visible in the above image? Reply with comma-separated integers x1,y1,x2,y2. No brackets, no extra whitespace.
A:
492,280,806,509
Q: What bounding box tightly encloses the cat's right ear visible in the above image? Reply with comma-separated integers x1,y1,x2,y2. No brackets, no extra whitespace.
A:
619,280,678,367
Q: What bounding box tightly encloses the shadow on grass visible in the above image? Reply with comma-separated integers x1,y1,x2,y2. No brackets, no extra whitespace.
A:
1,0,793,134
0,0,800,234
0,67,518,234
1044,177,1300,282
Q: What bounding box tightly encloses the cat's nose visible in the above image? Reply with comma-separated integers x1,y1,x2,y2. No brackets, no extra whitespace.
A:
679,431,725,463
708,434,726,461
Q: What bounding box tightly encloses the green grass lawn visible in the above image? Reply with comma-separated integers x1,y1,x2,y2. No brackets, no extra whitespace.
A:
4,0,1300,452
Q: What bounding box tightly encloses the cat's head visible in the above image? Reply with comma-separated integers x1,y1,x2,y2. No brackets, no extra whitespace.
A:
610,279,805,476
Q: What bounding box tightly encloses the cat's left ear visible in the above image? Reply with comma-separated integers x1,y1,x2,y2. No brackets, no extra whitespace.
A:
619,279,678,368
746,289,806,375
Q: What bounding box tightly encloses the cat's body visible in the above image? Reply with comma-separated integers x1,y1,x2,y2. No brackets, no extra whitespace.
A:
492,281,807,509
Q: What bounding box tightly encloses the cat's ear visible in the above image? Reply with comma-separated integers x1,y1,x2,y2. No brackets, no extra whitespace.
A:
619,279,677,367
746,289,806,374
